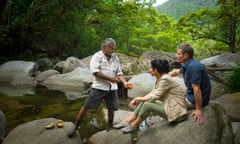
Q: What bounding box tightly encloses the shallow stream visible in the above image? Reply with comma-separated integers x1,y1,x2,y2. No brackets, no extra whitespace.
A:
0,83,129,141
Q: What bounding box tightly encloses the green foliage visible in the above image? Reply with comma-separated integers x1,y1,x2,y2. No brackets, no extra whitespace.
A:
191,39,228,60
0,0,239,62
215,0,240,53
223,61,240,91
176,3,240,54
0,0,190,59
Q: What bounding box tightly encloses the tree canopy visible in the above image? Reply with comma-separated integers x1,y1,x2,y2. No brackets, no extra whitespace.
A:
0,0,239,63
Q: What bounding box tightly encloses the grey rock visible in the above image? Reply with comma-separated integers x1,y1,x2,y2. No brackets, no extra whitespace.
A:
215,92,240,122
0,61,36,83
2,118,83,144
137,102,233,144
201,52,240,67
0,111,6,143
88,129,132,144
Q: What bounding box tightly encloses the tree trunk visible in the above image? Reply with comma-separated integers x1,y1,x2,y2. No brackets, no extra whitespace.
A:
229,0,237,53
0,0,10,25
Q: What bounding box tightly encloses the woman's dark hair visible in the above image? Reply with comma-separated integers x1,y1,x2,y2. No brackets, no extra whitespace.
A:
151,59,169,73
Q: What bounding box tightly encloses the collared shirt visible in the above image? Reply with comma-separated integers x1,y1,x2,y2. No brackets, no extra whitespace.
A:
180,58,211,106
90,51,123,91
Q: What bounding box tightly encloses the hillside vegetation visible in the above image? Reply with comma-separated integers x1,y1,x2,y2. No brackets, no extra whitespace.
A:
156,0,217,19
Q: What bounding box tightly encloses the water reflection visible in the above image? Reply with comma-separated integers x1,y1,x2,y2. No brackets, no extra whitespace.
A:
0,82,89,101
0,84,35,97
43,84,89,100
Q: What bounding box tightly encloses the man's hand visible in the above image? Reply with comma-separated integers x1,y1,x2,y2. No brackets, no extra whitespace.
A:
95,72,119,83
169,69,180,77
191,83,204,124
191,109,204,124
122,82,133,89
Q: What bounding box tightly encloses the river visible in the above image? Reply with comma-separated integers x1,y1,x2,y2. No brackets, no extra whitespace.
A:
0,83,129,141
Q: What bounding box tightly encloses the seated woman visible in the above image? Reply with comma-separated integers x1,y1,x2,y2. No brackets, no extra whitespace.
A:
113,59,187,133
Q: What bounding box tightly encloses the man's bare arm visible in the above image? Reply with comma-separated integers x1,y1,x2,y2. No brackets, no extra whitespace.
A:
191,83,204,124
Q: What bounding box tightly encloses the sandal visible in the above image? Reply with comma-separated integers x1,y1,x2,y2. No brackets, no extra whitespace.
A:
121,124,138,133
45,122,54,129
56,121,63,128
113,123,128,129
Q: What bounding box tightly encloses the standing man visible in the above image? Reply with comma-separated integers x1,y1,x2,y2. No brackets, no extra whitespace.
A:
67,38,130,137
169,44,211,124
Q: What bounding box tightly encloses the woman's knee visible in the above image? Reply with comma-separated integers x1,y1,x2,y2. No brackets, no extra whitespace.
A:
139,102,153,114
142,102,152,109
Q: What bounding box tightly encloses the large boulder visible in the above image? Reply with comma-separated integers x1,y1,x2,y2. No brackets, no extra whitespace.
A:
210,79,232,100
103,109,132,124
215,92,240,121
81,53,144,75
81,52,177,76
127,73,187,98
35,69,60,82
201,52,240,67
139,51,179,69
41,67,93,100
0,61,36,86
137,102,233,144
127,73,230,101
0,60,37,96
116,53,145,76
201,52,240,83
88,129,132,144
2,118,83,144
127,73,156,98
88,102,234,144
139,51,175,62
54,56,87,73
10,74,36,87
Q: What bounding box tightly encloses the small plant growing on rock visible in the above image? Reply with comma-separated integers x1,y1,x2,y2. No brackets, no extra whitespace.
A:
223,61,240,91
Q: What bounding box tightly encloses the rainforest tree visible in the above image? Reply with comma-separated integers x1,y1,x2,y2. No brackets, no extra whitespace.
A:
176,0,240,55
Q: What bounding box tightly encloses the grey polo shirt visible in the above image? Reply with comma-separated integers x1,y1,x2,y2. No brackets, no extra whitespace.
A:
90,51,123,91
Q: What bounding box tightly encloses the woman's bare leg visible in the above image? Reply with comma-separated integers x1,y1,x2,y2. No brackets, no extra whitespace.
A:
122,112,138,124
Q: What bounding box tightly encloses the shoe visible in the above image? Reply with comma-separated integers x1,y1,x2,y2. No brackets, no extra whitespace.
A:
106,123,113,132
113,123,128,129
67,126,77,138
121,125,138,133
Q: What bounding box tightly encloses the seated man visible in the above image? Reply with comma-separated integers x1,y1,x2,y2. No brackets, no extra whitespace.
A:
169,44,211,124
